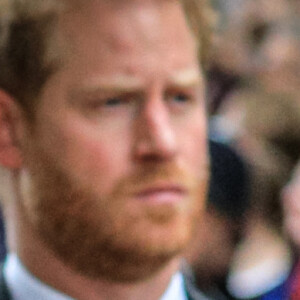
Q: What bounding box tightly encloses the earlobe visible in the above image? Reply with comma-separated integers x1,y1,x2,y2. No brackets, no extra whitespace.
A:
0,89,23,169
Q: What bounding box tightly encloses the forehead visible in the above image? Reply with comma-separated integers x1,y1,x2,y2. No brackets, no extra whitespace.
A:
61,0,194,42
56,0,199,80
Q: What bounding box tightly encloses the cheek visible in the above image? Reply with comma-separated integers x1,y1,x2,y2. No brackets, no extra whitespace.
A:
40,118,133,191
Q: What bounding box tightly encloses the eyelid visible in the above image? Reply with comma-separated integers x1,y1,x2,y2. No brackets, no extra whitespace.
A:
87,92,145,109
166,84,199,93
165,87,197,100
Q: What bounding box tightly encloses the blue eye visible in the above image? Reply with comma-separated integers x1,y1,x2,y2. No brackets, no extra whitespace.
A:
172,93,190,102
104,97,123,106
170,93,191,103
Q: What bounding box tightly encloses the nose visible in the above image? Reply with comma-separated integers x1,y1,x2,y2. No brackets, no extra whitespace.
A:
133,93,177,162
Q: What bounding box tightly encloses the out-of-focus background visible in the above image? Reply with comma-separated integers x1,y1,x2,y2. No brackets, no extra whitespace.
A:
0,0,300,299
186,0,300,299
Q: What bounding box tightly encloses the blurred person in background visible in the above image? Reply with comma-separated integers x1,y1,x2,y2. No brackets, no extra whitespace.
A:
280,161,300,299
205,1,300,298
283,161,300,256
213,0,292,77
0,169,8,261
185,140,250,300
253,19,300,95
246,158,300,299
206,0,300,116
222,90,300,300
227,143,294,300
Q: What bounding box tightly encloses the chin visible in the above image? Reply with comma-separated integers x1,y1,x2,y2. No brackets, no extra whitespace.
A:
35,202,198,282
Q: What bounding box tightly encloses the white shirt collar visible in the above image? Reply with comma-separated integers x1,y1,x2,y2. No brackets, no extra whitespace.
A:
4,254,188,300
161,271,188,300
4,254,73,300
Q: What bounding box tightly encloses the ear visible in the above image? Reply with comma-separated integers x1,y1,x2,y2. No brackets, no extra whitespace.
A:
0,89,23,169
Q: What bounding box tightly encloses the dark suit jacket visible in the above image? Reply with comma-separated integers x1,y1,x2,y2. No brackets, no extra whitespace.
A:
0,265,210,300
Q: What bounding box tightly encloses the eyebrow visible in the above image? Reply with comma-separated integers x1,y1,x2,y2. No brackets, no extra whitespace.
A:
168,68,202,87
77,75,145,94
72,68,202,100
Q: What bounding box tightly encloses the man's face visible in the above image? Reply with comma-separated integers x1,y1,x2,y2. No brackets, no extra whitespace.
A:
19,0,208,281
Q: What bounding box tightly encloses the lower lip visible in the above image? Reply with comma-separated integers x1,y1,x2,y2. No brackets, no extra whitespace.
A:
135,190,186,204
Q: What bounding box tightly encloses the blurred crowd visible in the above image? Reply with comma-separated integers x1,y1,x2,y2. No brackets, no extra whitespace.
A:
186,0,300,299
0,0,300,299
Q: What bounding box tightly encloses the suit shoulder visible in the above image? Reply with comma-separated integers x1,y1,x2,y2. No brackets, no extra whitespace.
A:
0,264,11,300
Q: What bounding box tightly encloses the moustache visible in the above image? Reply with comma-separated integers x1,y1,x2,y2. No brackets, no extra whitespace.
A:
116,162,203,195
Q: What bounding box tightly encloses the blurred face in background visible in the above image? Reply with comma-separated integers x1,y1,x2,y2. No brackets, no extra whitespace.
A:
18,0,209,281
282,162,300,248
255,33,300,94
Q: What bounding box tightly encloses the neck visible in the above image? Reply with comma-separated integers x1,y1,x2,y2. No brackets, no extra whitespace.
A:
13,199,181,300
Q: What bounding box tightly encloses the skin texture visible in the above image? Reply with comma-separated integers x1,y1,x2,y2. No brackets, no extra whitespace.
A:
0,0,209,299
